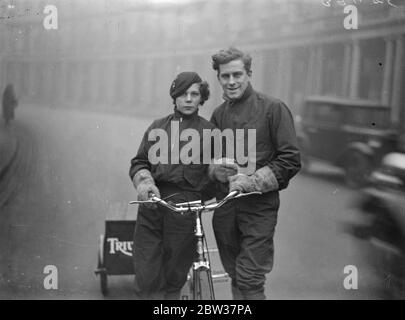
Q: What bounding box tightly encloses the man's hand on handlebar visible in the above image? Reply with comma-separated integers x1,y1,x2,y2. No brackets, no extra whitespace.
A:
228,174,256,193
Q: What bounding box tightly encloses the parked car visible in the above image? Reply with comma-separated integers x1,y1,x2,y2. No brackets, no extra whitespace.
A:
296,96,398,187
344,151,405,299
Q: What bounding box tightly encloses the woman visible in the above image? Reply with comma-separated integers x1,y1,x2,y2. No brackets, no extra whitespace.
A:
129,71,216,300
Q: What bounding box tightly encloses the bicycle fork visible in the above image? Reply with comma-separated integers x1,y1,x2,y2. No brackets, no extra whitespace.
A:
192,210,215,300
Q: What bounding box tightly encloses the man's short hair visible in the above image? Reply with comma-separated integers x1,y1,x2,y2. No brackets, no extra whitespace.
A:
211,47,252,75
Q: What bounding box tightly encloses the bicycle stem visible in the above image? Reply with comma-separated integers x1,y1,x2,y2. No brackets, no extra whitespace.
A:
195,212,203,238
195,210,206,263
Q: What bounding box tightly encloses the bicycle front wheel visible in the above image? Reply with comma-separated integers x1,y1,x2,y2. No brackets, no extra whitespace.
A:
193,268,215,300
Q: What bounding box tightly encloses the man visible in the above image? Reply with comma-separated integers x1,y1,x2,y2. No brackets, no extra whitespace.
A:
129,71,216,300
208,47,301,300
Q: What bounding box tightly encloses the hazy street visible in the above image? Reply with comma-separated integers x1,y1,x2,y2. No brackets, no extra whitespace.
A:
0,104,381,299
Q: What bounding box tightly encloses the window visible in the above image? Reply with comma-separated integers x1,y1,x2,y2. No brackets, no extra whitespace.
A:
313,104,342,125
290,47,310,114
359,38,385,101
347,107,390,129
369,109,390,129
321,43,344,96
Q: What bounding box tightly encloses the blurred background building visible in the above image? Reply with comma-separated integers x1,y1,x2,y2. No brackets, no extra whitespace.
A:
0,0,404,128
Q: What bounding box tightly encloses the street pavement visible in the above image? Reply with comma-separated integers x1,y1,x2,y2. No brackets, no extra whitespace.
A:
0,124,19,209
0,103,381,299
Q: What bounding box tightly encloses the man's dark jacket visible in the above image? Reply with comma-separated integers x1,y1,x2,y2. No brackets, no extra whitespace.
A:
210,83,301,192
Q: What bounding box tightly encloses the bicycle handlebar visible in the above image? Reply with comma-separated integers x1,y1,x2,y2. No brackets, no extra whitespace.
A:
129,191,261,213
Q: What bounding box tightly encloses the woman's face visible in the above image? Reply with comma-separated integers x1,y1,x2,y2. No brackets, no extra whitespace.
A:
175,83,201,116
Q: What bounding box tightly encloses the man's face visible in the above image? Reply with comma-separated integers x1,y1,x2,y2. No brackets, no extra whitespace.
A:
175,83,202,115
218,59,251,100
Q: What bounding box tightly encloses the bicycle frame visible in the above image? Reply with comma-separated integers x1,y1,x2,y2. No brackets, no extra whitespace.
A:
187,205,215,300
129,190,261,300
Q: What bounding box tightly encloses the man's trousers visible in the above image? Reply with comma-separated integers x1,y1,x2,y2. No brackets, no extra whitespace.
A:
213,191,280,300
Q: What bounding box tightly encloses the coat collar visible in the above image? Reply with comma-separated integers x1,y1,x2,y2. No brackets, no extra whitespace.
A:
173,107,199,121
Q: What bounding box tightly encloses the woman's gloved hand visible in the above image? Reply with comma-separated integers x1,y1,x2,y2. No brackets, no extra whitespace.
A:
133,169,161,209
137,182,160,202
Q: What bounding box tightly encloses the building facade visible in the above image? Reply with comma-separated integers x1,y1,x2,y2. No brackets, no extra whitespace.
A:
0,0,404,130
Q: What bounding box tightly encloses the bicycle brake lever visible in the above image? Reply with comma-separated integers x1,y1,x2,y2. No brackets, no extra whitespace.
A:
129,194,161,205
129,200,154,204
234,191,262,198
223,190,239,201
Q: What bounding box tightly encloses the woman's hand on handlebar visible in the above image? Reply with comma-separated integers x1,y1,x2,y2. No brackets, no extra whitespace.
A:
138,188,160,209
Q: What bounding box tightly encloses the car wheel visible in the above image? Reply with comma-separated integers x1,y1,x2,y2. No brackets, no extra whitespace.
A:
343,152,372,188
